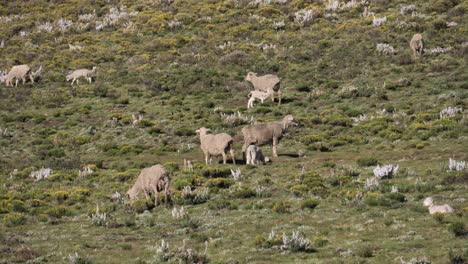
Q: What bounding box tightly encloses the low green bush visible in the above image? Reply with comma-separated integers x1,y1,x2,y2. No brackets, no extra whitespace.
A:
3,212,26,227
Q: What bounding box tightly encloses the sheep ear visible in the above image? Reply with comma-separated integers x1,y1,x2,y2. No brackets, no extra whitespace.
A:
195,129,200,133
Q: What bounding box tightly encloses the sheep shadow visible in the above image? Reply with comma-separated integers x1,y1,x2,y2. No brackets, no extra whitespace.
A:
278,153,301,158
279,97,296,105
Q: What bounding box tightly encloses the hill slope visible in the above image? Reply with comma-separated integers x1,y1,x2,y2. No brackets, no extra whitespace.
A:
0,0,467,263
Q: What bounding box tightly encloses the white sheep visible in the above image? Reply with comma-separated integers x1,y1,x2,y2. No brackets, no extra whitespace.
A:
242,115,298,158
410,34,424,57
423,197,454,214
126,164,170,207
5,65,35,87
245,144,270,165
66,66,97,85
0,70,7,83
247,90,272,108
196,127,236,165
245,72,282,105
132,114,143,127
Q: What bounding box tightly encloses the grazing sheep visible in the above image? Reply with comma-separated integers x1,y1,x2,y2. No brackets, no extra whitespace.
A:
247,90,272,108
245,72,282,105
126,164,170,207
423,197,454,214
410,33,424,57
196,127,236,165
5,65,35,87
245,144,270,165
242,115,298,158
66,66,97,85
0,70,7,83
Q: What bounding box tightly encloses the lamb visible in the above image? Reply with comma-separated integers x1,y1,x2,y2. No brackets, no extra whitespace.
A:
66,66,97,85
0,70,7,83
126,164,170,207
245,72,282,105
423,197,454,214
245,144,270,165
247,90,272,108
196,127,236,165
242,115,298,158
410,33,424,57
5,65,35,87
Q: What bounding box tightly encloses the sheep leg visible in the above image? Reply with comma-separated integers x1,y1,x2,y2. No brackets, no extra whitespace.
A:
154,190,159,207
272,137,278,157
205,154,209,165
88,77,92,83
270,91,275,103
164,185,169,207
71,78,76,85
29,74,34,84
277,89,282,105
15,79,19,87
221,152,227,164
144,191,150,200
230,148,236,165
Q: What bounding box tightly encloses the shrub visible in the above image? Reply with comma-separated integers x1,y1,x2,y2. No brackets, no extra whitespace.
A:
449,248,467,264
272,200,290,213
206,178,232,189
384,192,406,203
181,186,210,204
3,212,26,227
201,167,231,178
300,199,319,210
68,252,93,264
448,221,465,237
231,187,256,199
357,157,379,167
314,236,329,247
174,127,195,136
46,206,71,218
208,198,238,210
131,199,153,214
432,212,445,223
355,244,373,258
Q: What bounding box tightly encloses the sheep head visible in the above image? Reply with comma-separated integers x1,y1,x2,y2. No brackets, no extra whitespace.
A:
195,127,210,135
281,115,299,129
423,197,433,207
0,70,6,83
244,72,257,82
126,186,139,202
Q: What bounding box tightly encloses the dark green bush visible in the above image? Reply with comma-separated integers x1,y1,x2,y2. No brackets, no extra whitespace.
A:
300,199,320,210
3,212,26,227
357,157,379,167
232,187,256,199
206,178,232,189
448,221,465,237
272,200,290,213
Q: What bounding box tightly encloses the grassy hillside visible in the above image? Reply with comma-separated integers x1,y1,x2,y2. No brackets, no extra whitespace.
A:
0,0,467,263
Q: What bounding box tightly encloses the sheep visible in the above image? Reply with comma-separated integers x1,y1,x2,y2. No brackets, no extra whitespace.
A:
5,65,34,87
245,144,270,165
242,115,298,158
245,72,282,105
423,197,454,214
66,66,97,85
0,70,7,83
410,33,424,57
126,164,170,207
196,127,236,165
247,90,272,108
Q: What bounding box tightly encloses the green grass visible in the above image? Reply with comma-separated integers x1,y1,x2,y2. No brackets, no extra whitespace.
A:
0,0,467,263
